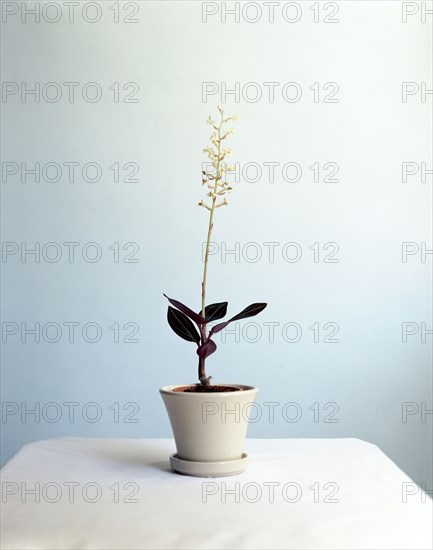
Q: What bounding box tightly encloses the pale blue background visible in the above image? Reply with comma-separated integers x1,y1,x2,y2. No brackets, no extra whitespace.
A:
1,0,432,488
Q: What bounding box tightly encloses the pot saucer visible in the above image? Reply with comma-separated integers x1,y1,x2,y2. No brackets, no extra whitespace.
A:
170,453,248,477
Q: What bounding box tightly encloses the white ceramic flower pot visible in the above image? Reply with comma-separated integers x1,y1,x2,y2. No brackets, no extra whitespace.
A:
160,384,258,476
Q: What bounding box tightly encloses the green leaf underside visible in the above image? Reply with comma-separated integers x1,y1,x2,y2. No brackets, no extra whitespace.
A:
167,306,200,344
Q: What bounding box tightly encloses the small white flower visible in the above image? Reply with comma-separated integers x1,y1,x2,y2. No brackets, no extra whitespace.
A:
215,198,228,208
198,200,211,211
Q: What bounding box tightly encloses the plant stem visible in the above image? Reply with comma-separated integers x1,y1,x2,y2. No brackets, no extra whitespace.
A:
199,112,223,386
201,203,216,317
201,115,223,319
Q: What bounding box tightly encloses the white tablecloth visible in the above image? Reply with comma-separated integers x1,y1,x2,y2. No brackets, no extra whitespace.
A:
1,438,431,549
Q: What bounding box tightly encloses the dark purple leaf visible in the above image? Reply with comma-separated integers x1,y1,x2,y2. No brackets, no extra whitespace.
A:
167,306,200,344
164,294,206,326
229,302,267,322
210,303,267,337
197,338,217,359
199,302,228,322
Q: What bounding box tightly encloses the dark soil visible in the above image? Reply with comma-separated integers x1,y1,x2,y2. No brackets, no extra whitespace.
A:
173,385,242,393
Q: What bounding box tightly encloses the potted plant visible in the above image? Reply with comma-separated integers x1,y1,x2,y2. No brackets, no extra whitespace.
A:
160,107,267,477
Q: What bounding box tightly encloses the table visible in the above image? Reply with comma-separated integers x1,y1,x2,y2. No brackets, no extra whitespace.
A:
1,438,431,549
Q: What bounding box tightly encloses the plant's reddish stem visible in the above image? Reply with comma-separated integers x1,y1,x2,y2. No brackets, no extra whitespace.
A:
198,323,211,386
